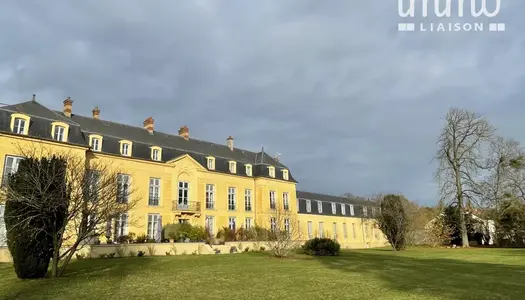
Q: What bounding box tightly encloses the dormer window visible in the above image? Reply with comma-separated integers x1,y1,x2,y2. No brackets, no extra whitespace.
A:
10,113,31,135
119,140,132,157
89,134,103,152
229,161,237,173
268,166,275,178
14,118,26,134
151,146,162,161
245,164,252,176
50,122,69,142
206,157,215,170
282,169,289,180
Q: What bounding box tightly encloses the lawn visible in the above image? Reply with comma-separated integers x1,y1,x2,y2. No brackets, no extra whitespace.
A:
1,248,524,300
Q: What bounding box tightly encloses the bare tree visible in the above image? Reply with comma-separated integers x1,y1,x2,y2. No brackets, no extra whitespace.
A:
267,203,302,258
1,144,139,277
435,108,495,247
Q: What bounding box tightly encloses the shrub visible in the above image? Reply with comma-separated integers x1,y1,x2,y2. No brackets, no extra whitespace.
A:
302,238,340,256
244,247,249,252
75,253,85,260
117,235,130,244
164,223,208,242
127,232,136,243
135,234,147,243
216,227,238,242
165,251,171,256
116,246,126,258
137,251,145,257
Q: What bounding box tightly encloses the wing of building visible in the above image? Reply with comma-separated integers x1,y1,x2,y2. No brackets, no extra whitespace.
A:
0,97,387,249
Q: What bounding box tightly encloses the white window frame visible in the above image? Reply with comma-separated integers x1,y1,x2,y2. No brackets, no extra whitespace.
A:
268,166,275,178
282,169,289,180
121,143,130,156
205,216,214,235
319,222,324,238
178,181,189,208
91,137,101,151
245,164,252,176
269,190,276,209
228,187,236,211
149,178,161,206
2,156,23,187
147,214,160,240
152,149,160,161
206,184,215,209
307,221,313,239
352,223,357,238
317,201,323,213
270,217,277,232
350,204,355,216
229,161,236,173
333,222,337,239
54,125,66,142
341,204,346,215
245,217,252,230
228,217,236,231
363,206,368,217
283,192,289,210
306,200,311,213
343,223,348,239
207,157,215,170
115,213,129,240
284,218,290,234
117,174,131,203
13,118,26,134
331,202,336,214
245,189,252,211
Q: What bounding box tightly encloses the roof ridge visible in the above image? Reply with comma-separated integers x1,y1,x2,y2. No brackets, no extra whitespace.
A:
66,112,265,158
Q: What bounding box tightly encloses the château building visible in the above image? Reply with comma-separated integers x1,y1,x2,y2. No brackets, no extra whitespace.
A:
0,97,387,249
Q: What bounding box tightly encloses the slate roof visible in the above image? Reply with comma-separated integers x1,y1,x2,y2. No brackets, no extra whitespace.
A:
0,100,296,182
296,190,377,218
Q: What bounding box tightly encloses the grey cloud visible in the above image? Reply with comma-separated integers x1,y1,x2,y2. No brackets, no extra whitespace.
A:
1,0,524,204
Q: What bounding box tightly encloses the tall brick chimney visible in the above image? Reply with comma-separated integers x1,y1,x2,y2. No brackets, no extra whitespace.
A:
63,97,73,118
143,117,154,134
227,136,234,151
92,106,100,119
179,126,189,140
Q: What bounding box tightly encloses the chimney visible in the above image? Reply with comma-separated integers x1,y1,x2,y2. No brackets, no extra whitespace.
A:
143,117,154,134
179,126,189,140
227,136,234,151
92,106,100,119
63,97,73,117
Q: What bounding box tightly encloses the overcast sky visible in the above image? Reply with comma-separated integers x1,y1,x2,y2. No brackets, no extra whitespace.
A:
1,0,523,205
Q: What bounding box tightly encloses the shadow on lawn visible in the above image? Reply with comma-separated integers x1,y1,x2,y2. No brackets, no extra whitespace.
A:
314,249,525,300
3,257,155,300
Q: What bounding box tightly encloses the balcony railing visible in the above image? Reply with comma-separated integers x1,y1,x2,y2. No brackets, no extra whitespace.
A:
172,201,201,213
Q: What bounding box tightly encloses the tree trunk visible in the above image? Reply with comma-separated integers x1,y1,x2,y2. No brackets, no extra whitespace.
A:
58,240,82,277
458,204,469,247
51,235,60,277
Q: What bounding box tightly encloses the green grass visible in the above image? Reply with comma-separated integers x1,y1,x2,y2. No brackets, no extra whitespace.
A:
1,248,525,300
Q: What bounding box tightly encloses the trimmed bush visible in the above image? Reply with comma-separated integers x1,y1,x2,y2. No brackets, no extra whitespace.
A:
163,223,207,242
302,238,341,256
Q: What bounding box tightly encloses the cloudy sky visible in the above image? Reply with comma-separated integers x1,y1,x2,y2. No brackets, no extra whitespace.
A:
1,0,523,205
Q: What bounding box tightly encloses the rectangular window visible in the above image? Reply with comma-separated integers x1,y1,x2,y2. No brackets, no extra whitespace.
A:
350,204,355,216
91,138,100,151
122,143,130,156
269,167,275,178
363,206,368,217
245,165,252,176
284,218,290,234
205,216,214,235
85,169,101,202
149,178,160,206
13,118,26,134
2,156,23,186
147,214,160,240
319,222,324,238
331,202,336,214
269,191,276,209
306,200,311,212
229,161,236,173
114,213,128,240
54,126,65,142
207,158,214,170
117,174,130,203
244,189,252,211
307,221,313,239
178,181,189,208
228,217,236,231
282,170,289,180
206,184,215,209
352,223,356,239
341,204,346,215
270,217,277,232
333,222,337,239
343,223,348,238
228,187,236,211
245,217,252,230
152,149,160,161
283,192,289,210
317,201,323,213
